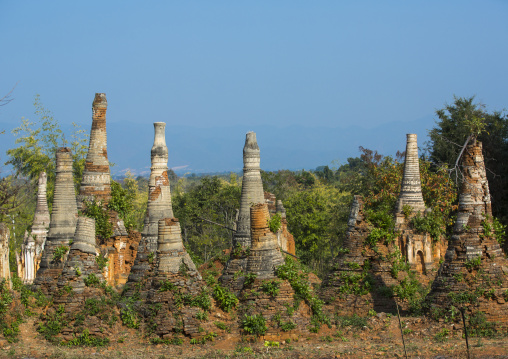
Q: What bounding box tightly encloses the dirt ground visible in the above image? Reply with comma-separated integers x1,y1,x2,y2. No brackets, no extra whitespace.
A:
1,312,507,359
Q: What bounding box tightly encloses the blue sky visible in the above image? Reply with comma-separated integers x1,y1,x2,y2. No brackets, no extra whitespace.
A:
1,1,507,173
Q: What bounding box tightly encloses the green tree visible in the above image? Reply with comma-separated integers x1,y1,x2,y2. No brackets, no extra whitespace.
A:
284,178,351,276
6,95,88,204
427,95,508,224
173,176,240,263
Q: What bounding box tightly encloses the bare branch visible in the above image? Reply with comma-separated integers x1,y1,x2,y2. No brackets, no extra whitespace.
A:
0,82,18,107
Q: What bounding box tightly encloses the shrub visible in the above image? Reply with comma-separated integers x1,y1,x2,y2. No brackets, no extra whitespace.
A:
82,200,113,239
96,253,108,270
268,213,282,233
242,314,267,336
213,285,238,312
52,246,69,262
261,280,280,297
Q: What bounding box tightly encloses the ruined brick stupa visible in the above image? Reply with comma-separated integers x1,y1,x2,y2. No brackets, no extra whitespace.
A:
126,122,173,292
33,148,78,294
246,203,285,278
143,217,205,340
396,134,426,214
54,217,104,312
220,132,265,288
77,93,111,210
19,172,50,284
427,141,508,322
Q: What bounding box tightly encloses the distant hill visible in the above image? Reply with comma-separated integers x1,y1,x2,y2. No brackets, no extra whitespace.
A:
1,117,434,176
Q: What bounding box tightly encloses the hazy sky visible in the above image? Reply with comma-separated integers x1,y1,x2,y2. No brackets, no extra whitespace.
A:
1,1,507,166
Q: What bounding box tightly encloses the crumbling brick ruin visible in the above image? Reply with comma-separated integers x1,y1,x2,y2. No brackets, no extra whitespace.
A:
235,203,312,338
142,218,208,340
0,223,11,289
53,217,105,312
320,134,448,314
220,132,266,288
33,148,78,295
427,140,508,322
126,122,173,297
320,196,400,314
77,93,112,210
275,199,296,256
17,171,50,284
7,92,507,351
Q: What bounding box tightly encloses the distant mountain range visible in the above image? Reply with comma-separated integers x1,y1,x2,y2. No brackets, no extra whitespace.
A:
1,116,435,176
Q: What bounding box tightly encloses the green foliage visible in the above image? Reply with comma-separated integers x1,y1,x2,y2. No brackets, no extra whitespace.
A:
465,256,482,271
241,314,267,336
213,284,238,312
66,328,110,347
214,321,230,332
84,273,101,287
364,208,396,246
261,279,280,297
243,273,257,287
0,279,13,316
335,314,369,329
336,260,373,296
410,210,445,241
173,176,240,263
268,213,282,233
107,180,136,231
82,200,113,239
37,305,67,342
276,256,330,330
95,253,108,270
158,280,176,292
284,181,351,276
434,328,450,342
468,312,500,338
121,304,139,329
6,94,88,198
52,245,69,262
427,96,508,226
195,310,208,321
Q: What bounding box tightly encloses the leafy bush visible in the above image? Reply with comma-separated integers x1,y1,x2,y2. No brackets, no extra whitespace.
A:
242,314,267,336
268,213,282,233
107,180,136,230
244,273,257,287
336,314,368,329
410,210,445,241
465,256,482,271
52,245,69,262
84,273,101,287
82,200,113,239
66,328,109,347
96,253,108,270
261,280,280,297
213,285,238,312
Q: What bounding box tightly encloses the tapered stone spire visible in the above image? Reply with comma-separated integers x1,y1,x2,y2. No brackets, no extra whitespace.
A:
428,141,508,322
142,122,174,254
246,203,284,279
396,134,426,214
33,172,50,249
234,132,265,248
34,148,78,294
126,123,173,290
78,93,111,209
